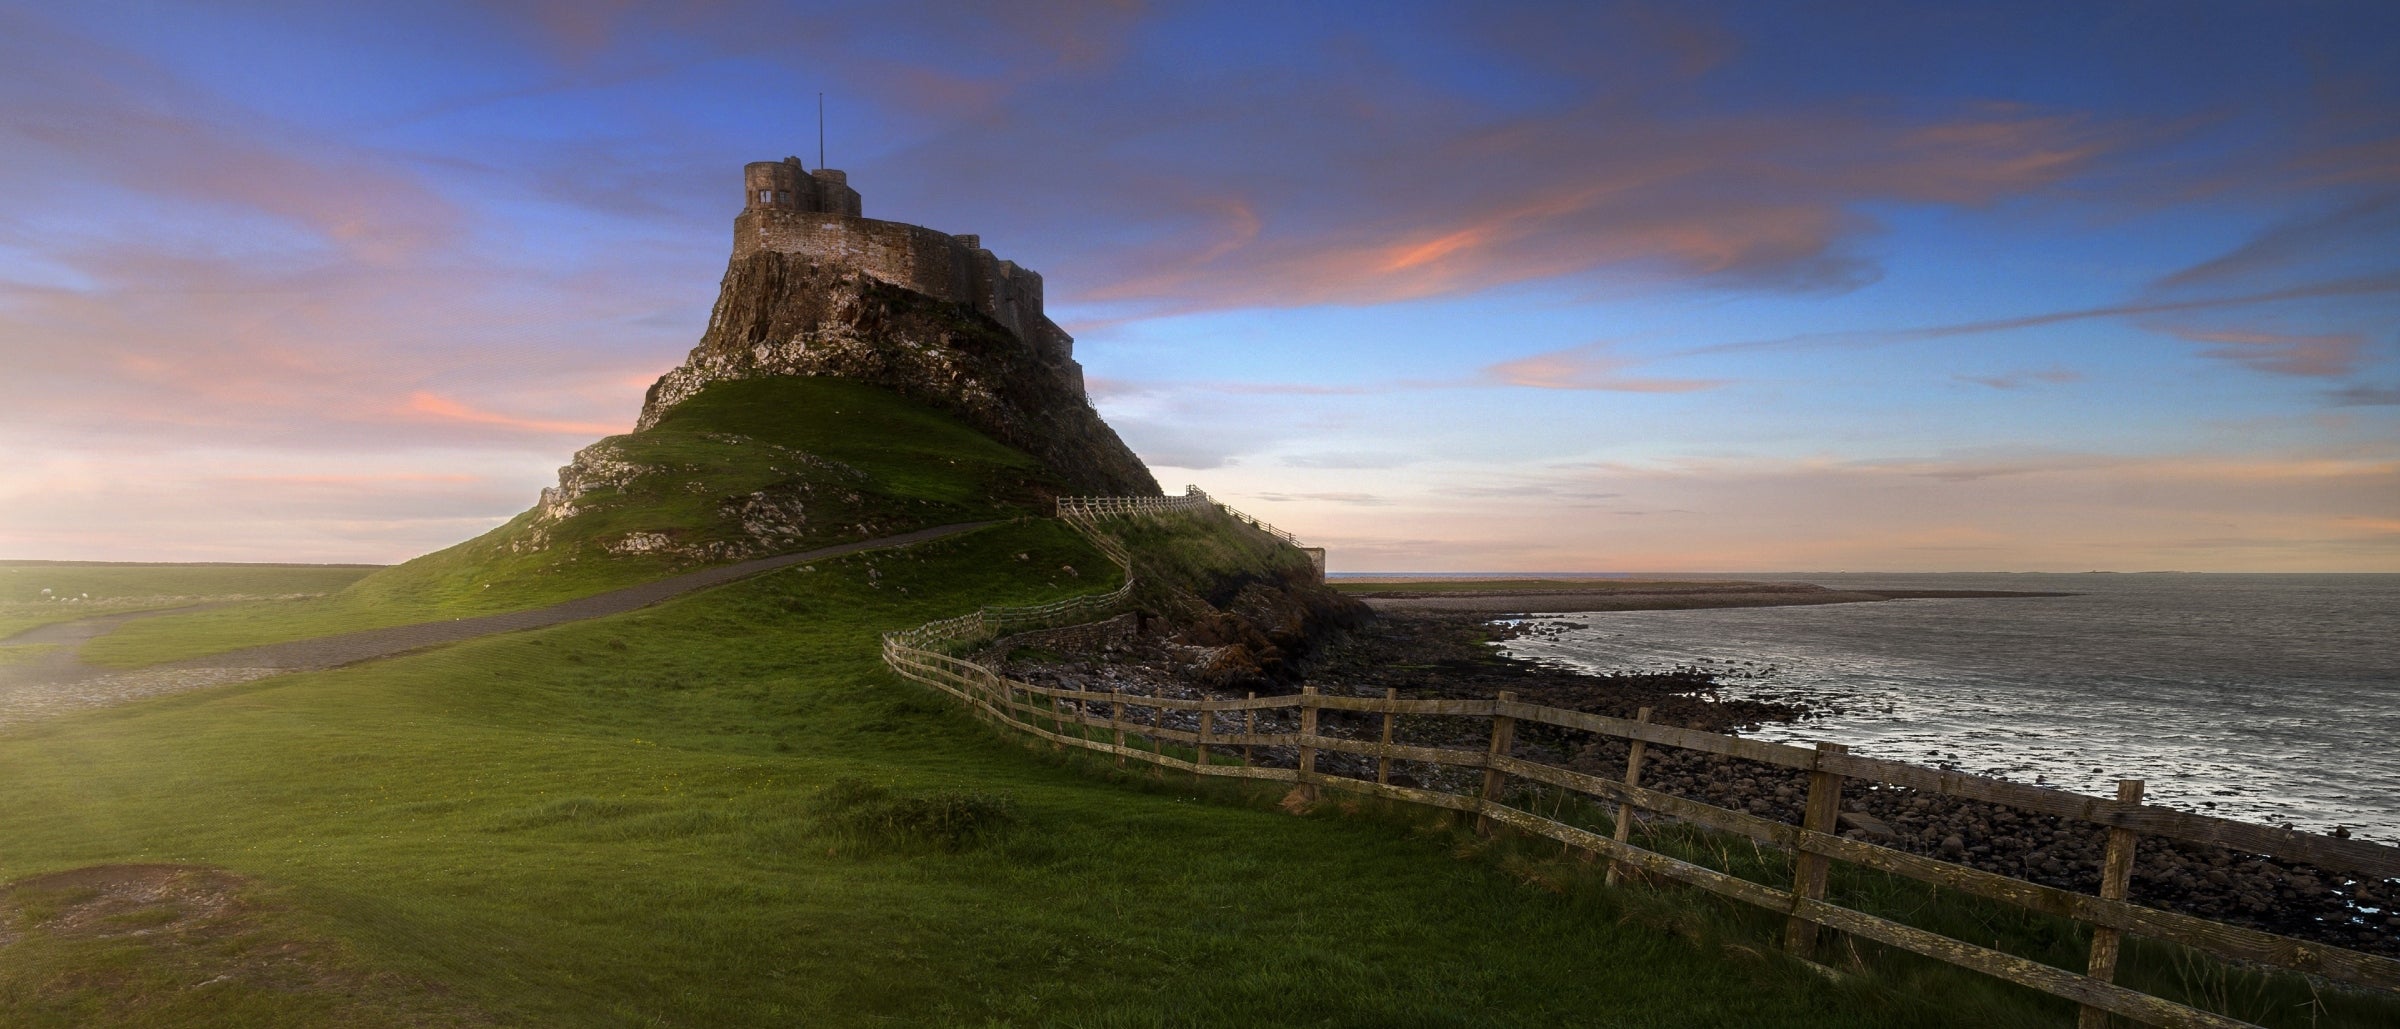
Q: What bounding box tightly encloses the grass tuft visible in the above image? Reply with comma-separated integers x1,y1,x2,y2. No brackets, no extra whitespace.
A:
810,776,1019,853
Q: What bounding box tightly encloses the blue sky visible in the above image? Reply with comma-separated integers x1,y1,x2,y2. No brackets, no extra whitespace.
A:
1,1,2394,570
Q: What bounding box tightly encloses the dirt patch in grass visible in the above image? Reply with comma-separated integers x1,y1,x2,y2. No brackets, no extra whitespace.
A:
0,864,487,1028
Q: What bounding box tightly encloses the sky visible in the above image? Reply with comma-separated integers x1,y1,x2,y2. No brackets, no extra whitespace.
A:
1,1,2395,572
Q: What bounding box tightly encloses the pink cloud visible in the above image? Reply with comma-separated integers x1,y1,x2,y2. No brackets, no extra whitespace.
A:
1483,342,1727,393
0,13,462,265
1328,448,2400,572
403,393,626,436
891,41,2119,315
2170,328,2367,377
226,473,485,487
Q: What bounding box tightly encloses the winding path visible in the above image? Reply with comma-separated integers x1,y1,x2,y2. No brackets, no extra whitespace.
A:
0,521,994,728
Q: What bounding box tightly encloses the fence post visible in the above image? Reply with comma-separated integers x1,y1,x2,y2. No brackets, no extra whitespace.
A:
1112,690,1126,769
1150,702,1165,777
1377,687,1397,786
1605,706,1654,886
2079,779,2146,1029
1784,741,1849,959
1297,687,1320,802
1195,700,1212,776
1243,692,1256,767
1477,692,1518,836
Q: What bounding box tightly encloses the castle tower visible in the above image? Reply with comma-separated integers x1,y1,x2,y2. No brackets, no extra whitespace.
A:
742,159,804,211
741,157,860,217
727,156,1065,368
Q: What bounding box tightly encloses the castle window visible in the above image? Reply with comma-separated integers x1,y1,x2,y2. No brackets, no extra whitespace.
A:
776,190,791,204
757,189,773,204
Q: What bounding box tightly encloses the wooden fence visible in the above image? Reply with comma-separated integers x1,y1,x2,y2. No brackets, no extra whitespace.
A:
1058,487,1312,549
882,506,2400,1029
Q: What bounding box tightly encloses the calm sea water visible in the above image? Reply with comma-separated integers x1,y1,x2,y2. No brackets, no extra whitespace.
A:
1487,573,2400,844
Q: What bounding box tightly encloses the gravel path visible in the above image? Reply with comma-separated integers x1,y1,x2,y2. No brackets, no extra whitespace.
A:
0,521,993,727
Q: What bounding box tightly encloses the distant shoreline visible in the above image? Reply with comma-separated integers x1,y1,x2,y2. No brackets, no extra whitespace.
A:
1336,578,2076,613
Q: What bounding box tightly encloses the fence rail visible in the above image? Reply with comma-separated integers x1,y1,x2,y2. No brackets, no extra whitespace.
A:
1058,486,1312,549
881,498,2400,1027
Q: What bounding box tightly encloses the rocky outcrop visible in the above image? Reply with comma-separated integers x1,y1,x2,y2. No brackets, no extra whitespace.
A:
511,428,905,563
638,252,1160,497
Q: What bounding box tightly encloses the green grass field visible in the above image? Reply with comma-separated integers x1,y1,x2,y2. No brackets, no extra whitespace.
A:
4,519,1920,1028
10,520,2389,1025
0,563,378,639
11,379,2389,1027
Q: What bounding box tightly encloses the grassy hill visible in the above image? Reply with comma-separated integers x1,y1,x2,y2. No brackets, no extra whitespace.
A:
3,376,1888,1026
83,377,1064,668
13,377,2392,1026
6,517,1949,1028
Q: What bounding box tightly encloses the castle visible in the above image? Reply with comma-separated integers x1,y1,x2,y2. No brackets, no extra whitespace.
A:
733,157,1071,365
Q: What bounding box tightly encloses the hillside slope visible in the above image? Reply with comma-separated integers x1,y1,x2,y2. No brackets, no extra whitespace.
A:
88,378,1073,666
643,251,1159,497
3,520,1947,1029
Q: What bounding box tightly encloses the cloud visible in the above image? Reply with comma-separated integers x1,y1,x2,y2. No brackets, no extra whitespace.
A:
2155,192,2400,292
403,393,627,436
1841,452,2129,483
1249,492,1392,506
1434,483,1621,500
1183,381,1385,396
864,13,2119,317
1483,342,1728,392
0,11,463,265
1280,451,1418,470
1347,446,2400,572
226,473,485,487
2326,384,2400,406
0,448,541,563
1957,366,2083,389
2168,328,2367,378
482,0,1151,124
1685,271,2400,357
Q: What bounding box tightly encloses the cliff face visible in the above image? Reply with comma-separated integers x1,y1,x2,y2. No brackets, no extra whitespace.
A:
639,251,1161,497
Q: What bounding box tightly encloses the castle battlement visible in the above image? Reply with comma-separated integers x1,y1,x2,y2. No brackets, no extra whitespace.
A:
732,157,1064,361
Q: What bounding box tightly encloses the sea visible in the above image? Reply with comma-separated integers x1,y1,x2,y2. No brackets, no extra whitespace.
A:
1439,573,2400,844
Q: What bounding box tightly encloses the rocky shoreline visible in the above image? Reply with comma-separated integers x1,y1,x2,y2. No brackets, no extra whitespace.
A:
1347,581,2078,614
1001,610,2398,959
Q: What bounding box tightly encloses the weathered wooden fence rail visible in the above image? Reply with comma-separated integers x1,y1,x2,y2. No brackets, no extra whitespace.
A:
1059,486,1312,549
882,503,2400,1028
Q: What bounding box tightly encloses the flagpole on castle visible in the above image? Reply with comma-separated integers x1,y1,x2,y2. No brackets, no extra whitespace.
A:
817,92,825,168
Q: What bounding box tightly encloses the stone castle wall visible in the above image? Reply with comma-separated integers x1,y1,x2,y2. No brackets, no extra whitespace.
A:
732,159,1068,364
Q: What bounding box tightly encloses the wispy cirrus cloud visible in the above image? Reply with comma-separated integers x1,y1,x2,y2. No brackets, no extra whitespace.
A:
1957,367,2083,390
1279,451,1419,470
2168,328,2368,378
403,393,626,437
1435,483,1622,501
1249,491,1392,506
1687,272,2400,357
2325,384,2400,406
1051,102,2113,313
1483,341,1728,393
842,4,2129,318
1352,445,2400,571
2155,192,2400,292
0,10,462,264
